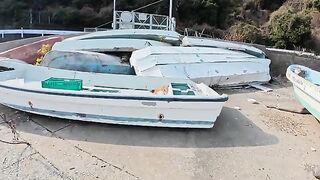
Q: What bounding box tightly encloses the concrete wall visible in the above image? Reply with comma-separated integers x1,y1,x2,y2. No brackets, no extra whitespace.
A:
249,43,320,77
265,49,320,77
0,36,64,64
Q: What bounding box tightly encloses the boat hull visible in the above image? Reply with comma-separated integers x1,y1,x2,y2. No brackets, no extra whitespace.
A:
52,29,181,52
130,46,271,87
53,39,172,52
182,36,266,58
286,65,320,121
293,86,320,120
0,85,225,128
136,62,270,87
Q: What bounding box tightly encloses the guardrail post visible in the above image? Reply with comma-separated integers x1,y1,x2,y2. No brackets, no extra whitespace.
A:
20,27,24,38
1,32,4,38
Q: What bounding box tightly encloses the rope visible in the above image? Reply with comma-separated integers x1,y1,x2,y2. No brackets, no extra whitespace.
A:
132,0,164,12
95,21,113,28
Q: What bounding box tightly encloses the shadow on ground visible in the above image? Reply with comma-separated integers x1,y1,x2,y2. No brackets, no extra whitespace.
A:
216,78,291,95
1,106,278,148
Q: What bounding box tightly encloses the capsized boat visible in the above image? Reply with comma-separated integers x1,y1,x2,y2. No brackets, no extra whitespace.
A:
182,36,266,58
41,50,134,75
286,65,320,121
130,46,271,87
0,59,227,128
52,29,181,53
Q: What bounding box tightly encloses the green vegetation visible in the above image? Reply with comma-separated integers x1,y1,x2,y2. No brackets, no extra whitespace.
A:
226,22,265,44
0,0,319,52
267,8,311,49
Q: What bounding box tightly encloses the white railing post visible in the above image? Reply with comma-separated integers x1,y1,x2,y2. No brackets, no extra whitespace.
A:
150,14,153,30
113,0,116,29
169,0,172,30
20,27,24,38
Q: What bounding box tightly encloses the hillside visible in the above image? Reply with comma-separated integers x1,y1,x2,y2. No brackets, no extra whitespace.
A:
0,0,319,52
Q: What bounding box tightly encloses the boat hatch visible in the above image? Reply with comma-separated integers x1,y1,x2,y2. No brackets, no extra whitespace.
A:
0,66,14,72
171,83,195,96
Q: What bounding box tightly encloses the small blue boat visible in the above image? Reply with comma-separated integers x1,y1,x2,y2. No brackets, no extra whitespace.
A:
287,65,320,121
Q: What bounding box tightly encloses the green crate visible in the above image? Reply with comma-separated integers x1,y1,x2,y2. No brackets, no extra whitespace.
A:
42,77,83,91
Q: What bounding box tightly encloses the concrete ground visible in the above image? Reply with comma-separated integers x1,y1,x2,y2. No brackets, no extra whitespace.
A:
0,81,319,180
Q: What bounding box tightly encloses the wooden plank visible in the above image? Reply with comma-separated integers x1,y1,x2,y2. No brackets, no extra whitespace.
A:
250,83,273,92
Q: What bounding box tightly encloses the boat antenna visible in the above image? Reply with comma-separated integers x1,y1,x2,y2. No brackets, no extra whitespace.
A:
132,0,164,12
169,0,173,30
169,0,172,19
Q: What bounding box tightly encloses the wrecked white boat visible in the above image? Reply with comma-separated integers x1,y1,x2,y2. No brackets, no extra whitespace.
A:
130,46,271,87
0,59,227,128
182,36,266,58
286,65,320,121
52,29,181,53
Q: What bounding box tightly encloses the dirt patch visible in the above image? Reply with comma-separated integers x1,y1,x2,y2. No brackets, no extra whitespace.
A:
260,109,307,136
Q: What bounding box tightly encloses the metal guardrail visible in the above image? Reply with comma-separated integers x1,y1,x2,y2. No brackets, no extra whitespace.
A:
83,28,109,32
0,28,83,38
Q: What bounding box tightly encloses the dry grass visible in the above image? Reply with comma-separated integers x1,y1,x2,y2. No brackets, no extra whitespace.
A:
224,32,245,42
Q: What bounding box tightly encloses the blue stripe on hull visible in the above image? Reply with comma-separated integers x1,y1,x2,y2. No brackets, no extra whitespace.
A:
4,104,215,128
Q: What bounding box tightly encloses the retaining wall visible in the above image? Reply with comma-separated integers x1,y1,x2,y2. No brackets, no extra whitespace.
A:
265,48,320,77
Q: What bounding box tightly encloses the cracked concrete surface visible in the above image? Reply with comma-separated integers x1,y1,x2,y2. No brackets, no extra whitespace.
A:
0,84,319,179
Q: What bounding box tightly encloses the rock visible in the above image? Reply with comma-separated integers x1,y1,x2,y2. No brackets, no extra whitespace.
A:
311,147,317,152
234,106,241,110
313,166,320,179
248,98,259,104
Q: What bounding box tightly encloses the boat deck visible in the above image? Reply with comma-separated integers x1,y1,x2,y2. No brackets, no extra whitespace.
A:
1,78,204,97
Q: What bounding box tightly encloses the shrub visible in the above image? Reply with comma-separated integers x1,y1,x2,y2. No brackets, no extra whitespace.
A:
226,22,265,43
267,8,311,49
314,0,320,10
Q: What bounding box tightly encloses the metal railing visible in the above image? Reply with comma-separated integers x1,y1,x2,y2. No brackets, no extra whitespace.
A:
113,11,175,31
83,28,109,33
0,28,82,38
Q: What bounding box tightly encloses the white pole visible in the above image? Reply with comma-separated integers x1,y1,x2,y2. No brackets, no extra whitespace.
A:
21,27,24,38
113,0,116,29
169,0,173,30
169,0,173,19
